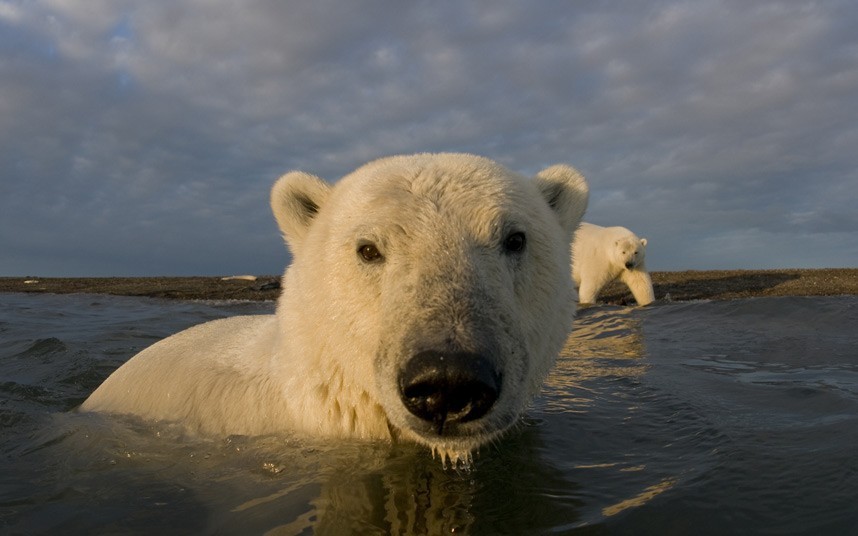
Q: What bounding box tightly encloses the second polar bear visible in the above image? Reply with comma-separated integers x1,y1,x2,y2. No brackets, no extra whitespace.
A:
82,153,589,466
572,222,655,306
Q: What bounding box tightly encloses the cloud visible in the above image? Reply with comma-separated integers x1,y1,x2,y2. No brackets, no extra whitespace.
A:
1,0,856,275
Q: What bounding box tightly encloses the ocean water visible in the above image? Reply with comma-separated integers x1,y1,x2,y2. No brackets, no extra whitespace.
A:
1,292,857,535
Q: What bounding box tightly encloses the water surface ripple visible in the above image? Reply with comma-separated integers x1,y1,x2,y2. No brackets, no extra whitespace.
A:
1,293,856,534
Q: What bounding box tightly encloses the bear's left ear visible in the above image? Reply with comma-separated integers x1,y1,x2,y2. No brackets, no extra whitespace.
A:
534,165,589,237
641,238,648,247
270,171,332,251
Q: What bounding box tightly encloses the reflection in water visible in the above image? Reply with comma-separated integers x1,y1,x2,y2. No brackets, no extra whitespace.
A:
562,304,647,359
601,477,677,517
19,411,581,535
545,305,648,416
262,424,585,534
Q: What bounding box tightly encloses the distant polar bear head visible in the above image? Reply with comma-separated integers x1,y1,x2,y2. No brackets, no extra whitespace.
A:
614,234,648,271
271,153,588,465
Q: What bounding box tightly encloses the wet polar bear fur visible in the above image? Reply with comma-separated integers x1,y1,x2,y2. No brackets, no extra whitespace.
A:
572,222,654,306
82,153,589,466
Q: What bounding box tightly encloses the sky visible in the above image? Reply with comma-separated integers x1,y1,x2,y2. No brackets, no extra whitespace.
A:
1,0,856,276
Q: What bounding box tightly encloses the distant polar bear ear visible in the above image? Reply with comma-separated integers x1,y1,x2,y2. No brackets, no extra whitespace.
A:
270,171,331,250
534,165,590,238
641,238,648,247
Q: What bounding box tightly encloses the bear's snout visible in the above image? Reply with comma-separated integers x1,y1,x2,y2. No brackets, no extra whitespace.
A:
398,351,501,435
625,260,636,269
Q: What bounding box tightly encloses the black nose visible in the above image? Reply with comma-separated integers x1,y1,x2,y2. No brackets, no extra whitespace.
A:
625,261,635,269
398,351,501,434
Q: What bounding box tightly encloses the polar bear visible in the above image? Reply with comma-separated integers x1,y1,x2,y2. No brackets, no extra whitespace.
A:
571,222,654,306
81,153,589,465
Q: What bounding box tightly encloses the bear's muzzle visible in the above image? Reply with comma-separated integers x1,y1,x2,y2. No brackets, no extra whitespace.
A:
398,350,501,435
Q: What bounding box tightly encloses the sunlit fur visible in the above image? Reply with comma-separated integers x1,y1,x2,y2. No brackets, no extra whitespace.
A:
82,153,589,465
572,222,655,306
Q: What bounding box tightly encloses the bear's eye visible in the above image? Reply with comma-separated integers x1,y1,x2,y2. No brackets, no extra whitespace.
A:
503,231,526,254
357,243,384,263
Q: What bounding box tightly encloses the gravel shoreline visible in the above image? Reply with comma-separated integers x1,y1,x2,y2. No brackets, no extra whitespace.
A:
2,268,856,303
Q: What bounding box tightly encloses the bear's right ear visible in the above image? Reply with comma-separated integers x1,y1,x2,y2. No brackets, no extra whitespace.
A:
270,171,331,250
641,238,648,247
534,165,590,238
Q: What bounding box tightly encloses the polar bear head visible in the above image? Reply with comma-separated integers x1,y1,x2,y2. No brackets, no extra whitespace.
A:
271,153,588,465
614,233,648,271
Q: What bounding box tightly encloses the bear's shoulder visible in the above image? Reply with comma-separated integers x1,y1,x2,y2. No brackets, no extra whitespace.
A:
586,224,639,244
